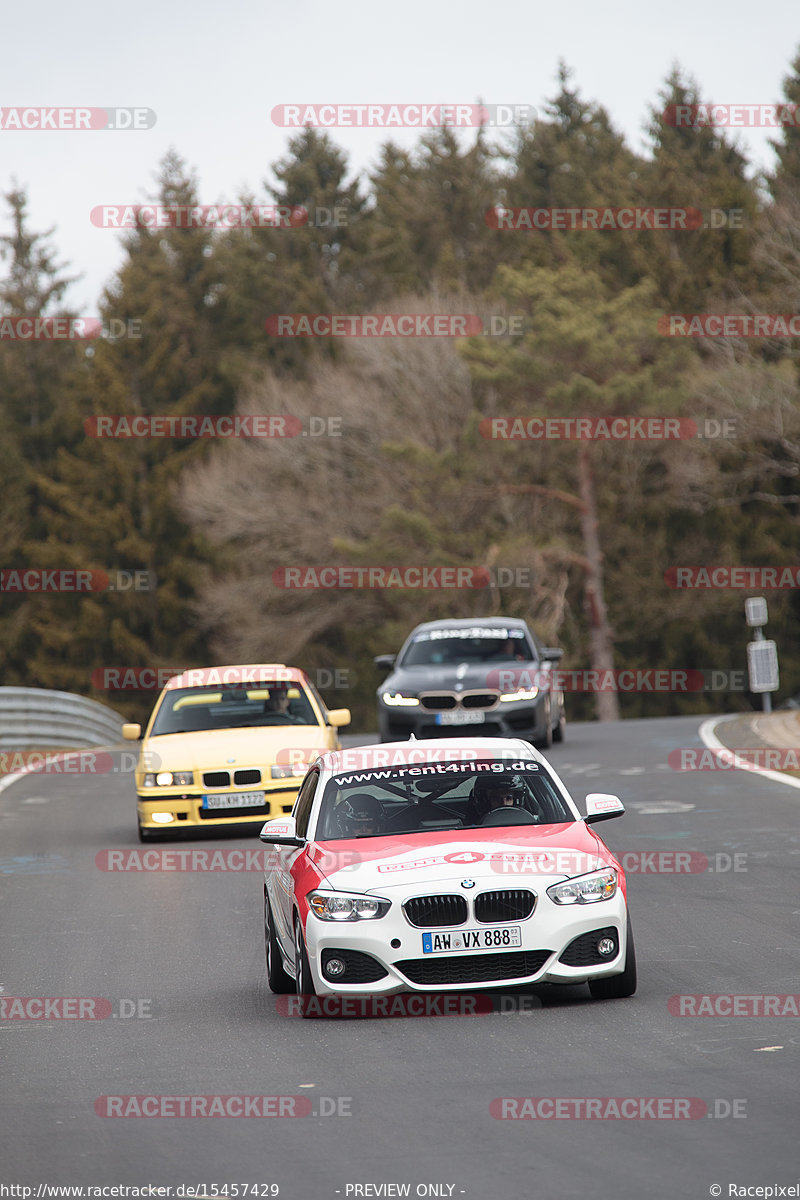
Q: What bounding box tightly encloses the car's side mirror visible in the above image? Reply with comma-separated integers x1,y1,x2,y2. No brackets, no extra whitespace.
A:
584,793,625,824
373,654,396,670
327,708,351,728
540,648,564,662
122,723,142,740
259,816,305,846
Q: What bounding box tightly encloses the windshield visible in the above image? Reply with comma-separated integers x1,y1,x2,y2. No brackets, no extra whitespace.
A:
315,761,574,840
150,683,319,735
400,627,535,667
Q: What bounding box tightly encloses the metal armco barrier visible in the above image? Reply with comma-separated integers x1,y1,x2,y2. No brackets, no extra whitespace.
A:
0,687,126,749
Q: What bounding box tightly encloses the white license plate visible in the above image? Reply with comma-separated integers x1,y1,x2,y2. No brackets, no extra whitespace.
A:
422,926,521,953
202,791,265,809
436,710,485,725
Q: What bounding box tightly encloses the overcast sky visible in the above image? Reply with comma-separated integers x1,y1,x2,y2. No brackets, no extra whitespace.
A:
4,0,798,312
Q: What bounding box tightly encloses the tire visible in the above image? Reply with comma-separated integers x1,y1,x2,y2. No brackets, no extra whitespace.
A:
588,916,637,1000
265,893,294,993
534,699,553,751
293,916,317,1016
552,704,566,744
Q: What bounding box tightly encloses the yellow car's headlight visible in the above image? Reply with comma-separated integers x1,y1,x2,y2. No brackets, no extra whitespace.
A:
143,771,194,788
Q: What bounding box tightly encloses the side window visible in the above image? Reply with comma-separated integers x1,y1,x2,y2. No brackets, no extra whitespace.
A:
294,770,319,838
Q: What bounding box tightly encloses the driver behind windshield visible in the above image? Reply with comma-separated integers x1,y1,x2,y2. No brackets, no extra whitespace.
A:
262,686,300,721
464,776,526,825
336,793,385,837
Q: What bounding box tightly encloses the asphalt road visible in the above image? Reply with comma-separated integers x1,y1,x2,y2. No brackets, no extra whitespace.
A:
1,716,798,1199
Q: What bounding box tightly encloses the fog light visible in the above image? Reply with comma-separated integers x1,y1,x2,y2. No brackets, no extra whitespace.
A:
324,957,346,979
151,813,175,824
597,937,616,957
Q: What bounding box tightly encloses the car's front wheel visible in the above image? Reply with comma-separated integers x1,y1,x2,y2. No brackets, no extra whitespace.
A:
588,916,637,999
293,916,317,1015
265,894,294,993
534,698,554,750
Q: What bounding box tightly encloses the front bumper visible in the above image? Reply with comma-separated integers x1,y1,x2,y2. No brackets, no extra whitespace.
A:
378,698,547,742
137,785,299,834
302,887,628,996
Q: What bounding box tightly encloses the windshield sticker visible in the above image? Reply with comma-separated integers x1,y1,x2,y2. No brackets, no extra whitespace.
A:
332,760,540,786
413,627,525,642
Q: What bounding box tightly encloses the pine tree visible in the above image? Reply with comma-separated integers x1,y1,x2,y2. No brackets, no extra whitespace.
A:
768,47,800,196
17,152,233,712
215,128,370,374
643,68,760,309
498,63,648,289
0,186,81,461
366,126,499,298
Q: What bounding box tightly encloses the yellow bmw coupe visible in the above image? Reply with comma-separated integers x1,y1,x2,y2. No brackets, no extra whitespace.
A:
123,664,350,841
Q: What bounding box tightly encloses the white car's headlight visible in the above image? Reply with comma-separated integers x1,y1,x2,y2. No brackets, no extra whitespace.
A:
547,869,617,905
143,770,194,787
499,687,539,702
271,764,307,779
307,891,391,921
381,691,420,707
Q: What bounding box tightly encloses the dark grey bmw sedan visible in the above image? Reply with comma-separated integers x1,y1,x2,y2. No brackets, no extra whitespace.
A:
374,617,565,748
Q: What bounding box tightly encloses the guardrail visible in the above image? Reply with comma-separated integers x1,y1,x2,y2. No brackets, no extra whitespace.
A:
0,687,126,750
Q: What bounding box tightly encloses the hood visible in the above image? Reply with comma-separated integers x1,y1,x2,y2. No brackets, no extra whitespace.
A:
382,661,538,695
141,726,331,772
311,823,607,892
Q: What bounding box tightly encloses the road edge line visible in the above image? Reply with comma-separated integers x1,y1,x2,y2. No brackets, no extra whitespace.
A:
699,715,800,791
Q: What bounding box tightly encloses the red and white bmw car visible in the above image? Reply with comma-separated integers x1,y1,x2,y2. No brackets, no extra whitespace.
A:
260,737,636,1007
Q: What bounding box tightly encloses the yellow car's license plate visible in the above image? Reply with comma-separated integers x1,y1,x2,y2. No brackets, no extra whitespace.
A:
202,791,265,809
